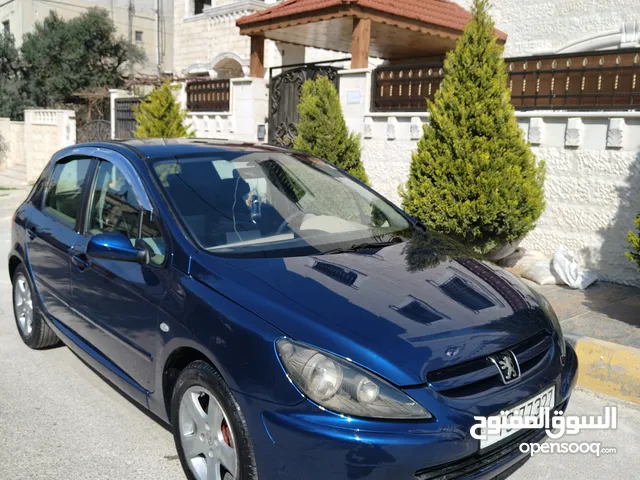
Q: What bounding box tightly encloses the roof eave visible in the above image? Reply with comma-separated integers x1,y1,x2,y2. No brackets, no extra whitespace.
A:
238,4,469,41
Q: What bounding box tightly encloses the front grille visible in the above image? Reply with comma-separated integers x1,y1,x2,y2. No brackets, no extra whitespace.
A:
427,330,552,397
415,399,568,480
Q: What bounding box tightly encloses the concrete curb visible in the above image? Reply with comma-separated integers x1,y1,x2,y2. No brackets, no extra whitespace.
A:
566,334,640,405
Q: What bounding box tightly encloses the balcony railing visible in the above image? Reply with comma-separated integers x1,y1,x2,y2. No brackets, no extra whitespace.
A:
186,79,231,112
371,48,640,112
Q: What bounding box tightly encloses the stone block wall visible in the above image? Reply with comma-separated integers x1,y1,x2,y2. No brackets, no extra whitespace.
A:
184,77,268,142
335,68,640,284
346,72,640,285
0,110,76,183
455,0,639,56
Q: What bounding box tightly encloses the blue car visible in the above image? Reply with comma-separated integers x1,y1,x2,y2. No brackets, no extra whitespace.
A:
9,140,577,480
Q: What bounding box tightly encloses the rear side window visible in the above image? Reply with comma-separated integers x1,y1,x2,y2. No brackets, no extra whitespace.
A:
44,159,92,227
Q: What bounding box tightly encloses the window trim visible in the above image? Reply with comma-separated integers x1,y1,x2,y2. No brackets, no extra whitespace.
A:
62,146,154,213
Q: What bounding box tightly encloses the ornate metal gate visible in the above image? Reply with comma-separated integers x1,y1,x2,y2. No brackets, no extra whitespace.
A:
268,60,346,147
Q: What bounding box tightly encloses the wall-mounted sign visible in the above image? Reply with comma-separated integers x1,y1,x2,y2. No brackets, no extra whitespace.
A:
347,91,362,105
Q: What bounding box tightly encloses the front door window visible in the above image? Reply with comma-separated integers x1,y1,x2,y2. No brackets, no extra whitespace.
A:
88,161,166,265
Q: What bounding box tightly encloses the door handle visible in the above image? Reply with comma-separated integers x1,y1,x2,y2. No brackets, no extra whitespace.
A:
70,253,90,271
27,226,37,240
69,246,90,271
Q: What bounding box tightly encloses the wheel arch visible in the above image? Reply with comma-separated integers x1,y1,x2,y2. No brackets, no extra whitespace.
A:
8,254,22,281
161,343,220,422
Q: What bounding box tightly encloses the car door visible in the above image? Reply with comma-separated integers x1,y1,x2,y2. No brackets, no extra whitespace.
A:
69,156,169,392
26,157,94,329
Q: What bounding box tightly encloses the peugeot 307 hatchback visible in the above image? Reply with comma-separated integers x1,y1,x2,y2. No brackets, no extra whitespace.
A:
9,140,577,480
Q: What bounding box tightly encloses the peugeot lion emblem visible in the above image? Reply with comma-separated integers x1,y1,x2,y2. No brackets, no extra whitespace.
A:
488,350,521,384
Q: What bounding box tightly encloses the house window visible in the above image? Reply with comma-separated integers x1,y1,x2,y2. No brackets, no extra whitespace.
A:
193,0,211,15
2,20,9,36
135,30,143,43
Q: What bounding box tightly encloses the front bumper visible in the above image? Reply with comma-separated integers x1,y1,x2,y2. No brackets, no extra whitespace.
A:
235,342,578,480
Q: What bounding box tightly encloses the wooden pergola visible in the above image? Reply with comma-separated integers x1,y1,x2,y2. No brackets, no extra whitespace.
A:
237,0,506,77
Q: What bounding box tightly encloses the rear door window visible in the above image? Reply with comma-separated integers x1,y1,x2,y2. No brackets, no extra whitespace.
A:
44,159,92,227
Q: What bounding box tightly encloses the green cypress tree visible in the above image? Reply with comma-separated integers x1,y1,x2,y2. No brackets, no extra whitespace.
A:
400,0,545,252
294,76,368,184
134,81,193,138
626,215,640,269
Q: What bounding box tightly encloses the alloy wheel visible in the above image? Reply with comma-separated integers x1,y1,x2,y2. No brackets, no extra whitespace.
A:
179,386,238,480
14,274,34,336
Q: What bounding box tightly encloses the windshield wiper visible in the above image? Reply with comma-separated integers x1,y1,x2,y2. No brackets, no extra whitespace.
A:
318,238,404,256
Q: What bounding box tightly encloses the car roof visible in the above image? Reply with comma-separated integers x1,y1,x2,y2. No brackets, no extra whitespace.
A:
78,138,294,160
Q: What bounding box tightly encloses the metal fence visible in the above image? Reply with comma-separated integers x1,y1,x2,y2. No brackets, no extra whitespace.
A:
186,79,231,112
114,97,142,139
371,48,640,112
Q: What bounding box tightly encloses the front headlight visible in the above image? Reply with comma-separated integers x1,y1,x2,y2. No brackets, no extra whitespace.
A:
276,339,432,420
529,288,566,358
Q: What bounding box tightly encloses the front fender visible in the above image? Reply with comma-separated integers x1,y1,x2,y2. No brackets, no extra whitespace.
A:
149,269,304,423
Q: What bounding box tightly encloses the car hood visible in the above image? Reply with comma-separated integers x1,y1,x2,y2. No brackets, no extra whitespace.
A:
189,232,552,386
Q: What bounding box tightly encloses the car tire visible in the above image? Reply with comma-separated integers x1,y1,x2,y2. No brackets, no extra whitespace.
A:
171,360,258,480
12,264,60,349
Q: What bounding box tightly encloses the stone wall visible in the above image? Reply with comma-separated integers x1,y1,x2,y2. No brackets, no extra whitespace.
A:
173,0,256,74
184,77,268,142
340,68,640,285
173,0,382,76
355,110,640,285
455,0,639,57
0,110,76,183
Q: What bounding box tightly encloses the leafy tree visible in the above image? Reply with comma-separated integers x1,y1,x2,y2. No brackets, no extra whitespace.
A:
293,76,368,184
134,81,193,138
0,32,31,120
400,0,545,252
20,9,144,108
626,215,640,269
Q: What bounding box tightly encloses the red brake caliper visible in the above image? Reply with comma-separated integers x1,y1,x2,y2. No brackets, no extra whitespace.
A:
221,420,234,448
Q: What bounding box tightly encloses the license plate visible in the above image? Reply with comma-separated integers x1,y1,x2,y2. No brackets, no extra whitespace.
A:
480,386,555,450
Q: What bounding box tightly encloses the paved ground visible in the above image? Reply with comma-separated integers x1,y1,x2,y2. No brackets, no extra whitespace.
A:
523,279,640,349
0,189,638,479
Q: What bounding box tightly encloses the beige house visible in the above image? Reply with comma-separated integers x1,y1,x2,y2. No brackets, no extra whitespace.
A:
173,0,380,79
172,0,639,79
0,0,173,76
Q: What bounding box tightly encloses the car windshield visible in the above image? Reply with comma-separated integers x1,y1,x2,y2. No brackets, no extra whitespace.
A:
152,151,412,257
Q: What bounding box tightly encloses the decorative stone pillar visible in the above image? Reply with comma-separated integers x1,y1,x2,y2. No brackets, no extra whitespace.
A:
338,69,372,135
230,77,268,142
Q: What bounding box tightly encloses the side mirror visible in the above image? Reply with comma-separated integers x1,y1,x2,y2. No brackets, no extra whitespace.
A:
86,232,148,264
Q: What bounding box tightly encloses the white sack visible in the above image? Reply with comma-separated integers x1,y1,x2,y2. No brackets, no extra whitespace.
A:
552,245,598,290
